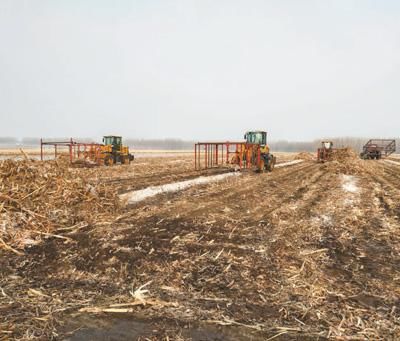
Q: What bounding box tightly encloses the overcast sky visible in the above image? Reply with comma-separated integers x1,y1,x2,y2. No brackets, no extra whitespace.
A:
0,0,399,141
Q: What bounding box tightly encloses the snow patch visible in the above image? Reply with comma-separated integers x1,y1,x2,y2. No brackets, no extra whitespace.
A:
120,172,241,204
275,159,303,168
312,214,332,227
384,159,400,166
120,159,304,204
341,175,359,193
321,215,332,224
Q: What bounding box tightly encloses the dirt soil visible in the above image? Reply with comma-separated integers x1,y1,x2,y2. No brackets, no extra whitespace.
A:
1,153,400,340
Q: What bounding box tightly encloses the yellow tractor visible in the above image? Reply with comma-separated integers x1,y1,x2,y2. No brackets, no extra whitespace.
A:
230,131,276,171
97,136,134,166
244,131,276,171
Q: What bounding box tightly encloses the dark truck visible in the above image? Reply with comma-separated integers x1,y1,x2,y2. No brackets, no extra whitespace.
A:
360,139,396,160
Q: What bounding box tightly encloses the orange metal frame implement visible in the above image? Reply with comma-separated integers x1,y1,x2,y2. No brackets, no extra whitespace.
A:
40,138,103,163
194,142,262,170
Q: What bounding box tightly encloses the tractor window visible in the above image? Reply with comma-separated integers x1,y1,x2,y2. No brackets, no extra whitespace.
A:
103,137,113,145
247,132,266,145
103,136,121,146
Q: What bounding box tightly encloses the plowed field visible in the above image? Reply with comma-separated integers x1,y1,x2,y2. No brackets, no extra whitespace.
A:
1,154,399,340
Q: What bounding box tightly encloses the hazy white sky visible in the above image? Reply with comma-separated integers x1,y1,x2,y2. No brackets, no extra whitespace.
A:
1,0,399,141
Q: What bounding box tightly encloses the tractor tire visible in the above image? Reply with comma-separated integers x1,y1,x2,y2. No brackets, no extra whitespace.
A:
122,156,131,165
267,156,276,172
104,155,113,166
257,159,265,173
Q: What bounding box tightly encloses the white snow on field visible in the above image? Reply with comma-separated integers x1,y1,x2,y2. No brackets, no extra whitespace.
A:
341,174,359,193
384,159,400,166
120,172,241,204
275,159,303,168
121,159,304,204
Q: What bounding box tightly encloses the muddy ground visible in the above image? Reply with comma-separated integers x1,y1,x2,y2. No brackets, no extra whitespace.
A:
1,153,400,340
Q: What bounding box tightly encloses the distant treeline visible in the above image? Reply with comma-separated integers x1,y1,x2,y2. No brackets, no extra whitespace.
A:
1,137,399,153
0,137,18,144
124,138,194,150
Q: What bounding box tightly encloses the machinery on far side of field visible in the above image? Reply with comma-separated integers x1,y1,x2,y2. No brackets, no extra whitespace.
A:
242,131,276,171
99,135,134,165
360,139,396,160
195,130,276,172
317,141,334,162
40,135,134,166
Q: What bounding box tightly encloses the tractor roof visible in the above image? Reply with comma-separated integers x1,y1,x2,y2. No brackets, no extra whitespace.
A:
245,131,267,134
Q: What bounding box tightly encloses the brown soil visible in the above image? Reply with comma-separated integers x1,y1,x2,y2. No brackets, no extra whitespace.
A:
1,156,400,340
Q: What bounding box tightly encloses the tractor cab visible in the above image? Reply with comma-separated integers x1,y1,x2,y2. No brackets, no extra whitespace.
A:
103,136,122,149
322,141,333,150
243,131,275,171
244,131,267,146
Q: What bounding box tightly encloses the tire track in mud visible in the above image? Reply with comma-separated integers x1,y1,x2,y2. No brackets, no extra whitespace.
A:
86,161,320,253
102,162,331,335
23,158,400,339
253,166,328,221
176,162,322,218
381,163,400,188
295,171,400,338
101,167,216,194
364,162,400,218
104,159,316,194
238,164,400,338
344,174,400,305
160,161,316,205
85,163,319,286
109,161,323,270
13,158,400,340
107,162,322,273
150,164,328,253
19,161,336,340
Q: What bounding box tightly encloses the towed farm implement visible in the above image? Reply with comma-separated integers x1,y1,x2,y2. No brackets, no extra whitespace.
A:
195,131,276,172
360,139,396,160
40,135,134,166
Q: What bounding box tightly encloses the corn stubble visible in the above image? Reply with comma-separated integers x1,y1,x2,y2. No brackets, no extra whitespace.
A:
0,152,399,339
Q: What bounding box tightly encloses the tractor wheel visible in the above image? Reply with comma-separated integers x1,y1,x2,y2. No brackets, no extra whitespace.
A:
258,159,265,173
231,154,240,165
267,156,276,172
104,155,113,166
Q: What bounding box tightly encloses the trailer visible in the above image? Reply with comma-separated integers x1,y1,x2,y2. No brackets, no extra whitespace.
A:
360,139,396,160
